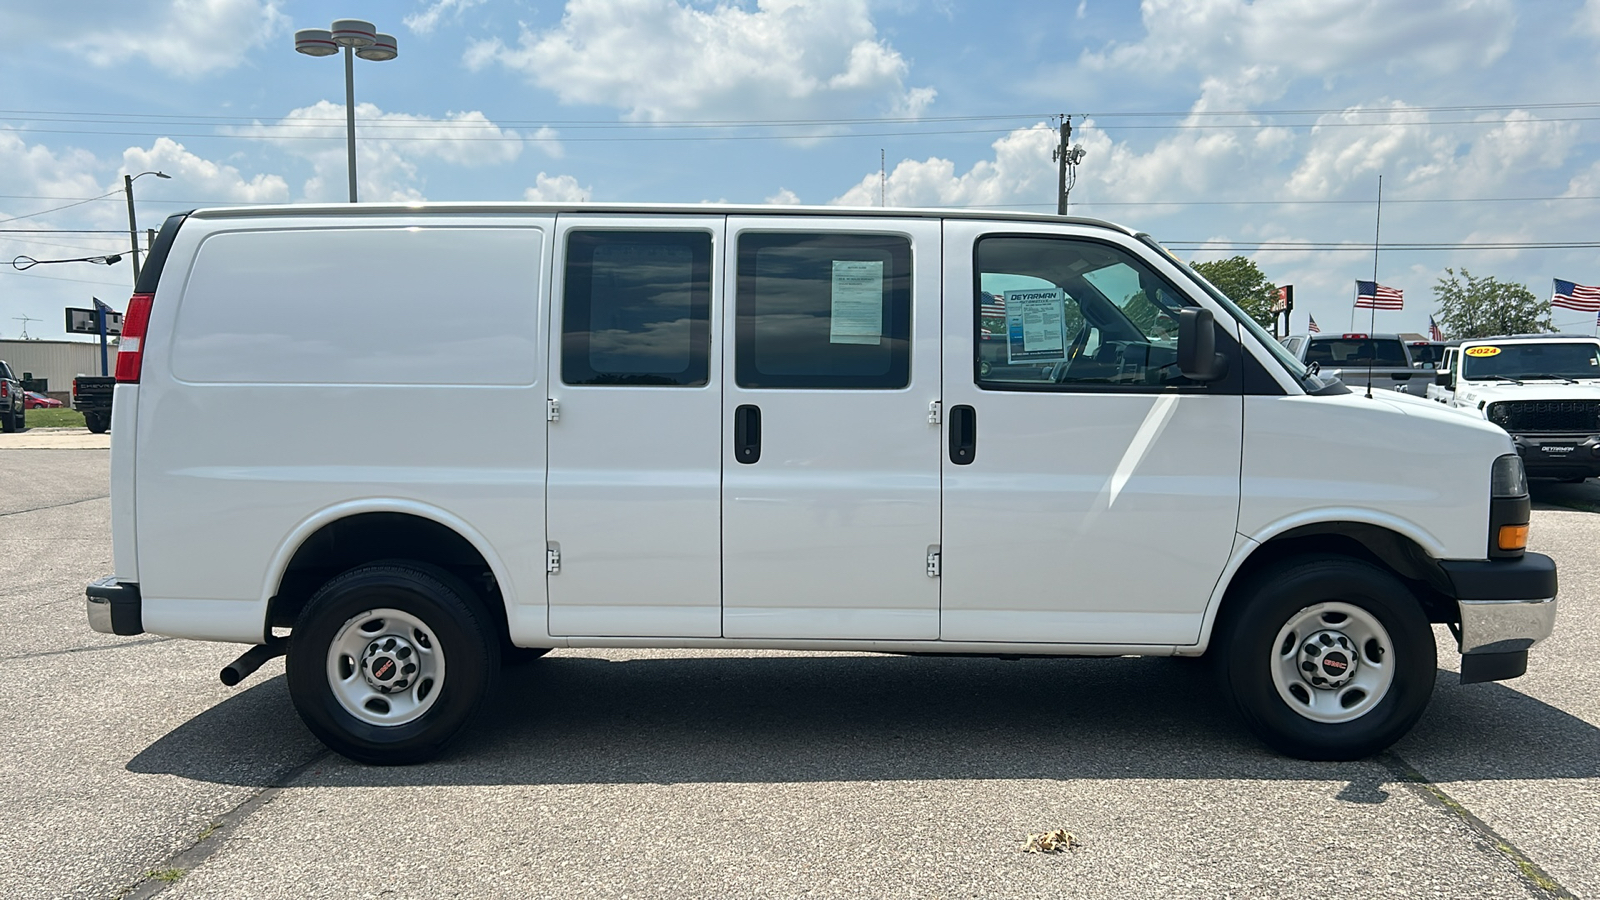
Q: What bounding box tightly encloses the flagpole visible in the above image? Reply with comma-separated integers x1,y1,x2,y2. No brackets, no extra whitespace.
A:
1364,176,1382,398
1370,175,1382,337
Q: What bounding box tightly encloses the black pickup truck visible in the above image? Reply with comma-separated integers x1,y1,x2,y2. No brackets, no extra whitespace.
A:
72,376,115,434
0,360,23,432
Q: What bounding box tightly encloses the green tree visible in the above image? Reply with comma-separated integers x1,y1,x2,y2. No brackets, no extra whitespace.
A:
1432,268,1552,339
1190,256,1278,329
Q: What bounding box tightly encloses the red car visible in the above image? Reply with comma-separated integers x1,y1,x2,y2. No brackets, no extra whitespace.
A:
24,391,62,409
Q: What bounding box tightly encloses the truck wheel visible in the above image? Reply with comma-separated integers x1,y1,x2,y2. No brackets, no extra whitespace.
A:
1,408,15,433
286,563,499,765
85,413,109,434
1217,555,1435,761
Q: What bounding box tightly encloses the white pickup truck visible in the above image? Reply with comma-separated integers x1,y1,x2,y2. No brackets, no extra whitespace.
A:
1428,334,1600,481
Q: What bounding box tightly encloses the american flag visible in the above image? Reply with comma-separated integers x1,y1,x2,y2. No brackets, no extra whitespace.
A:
1355,280,1404,309
979,291,1006,318
1552,279,1600,312
1308,315,1321,334
1428,315,1443,342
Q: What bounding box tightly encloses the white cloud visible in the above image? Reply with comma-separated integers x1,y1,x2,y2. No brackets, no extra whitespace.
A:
466,0,934,122
1578,0,1600,37
235,101,527,201
831,125,1056,208
57,0,289,78
1084,0,1516,107
766,188,802,205
122,138,289,204
405,0,487,35
524,173,591,201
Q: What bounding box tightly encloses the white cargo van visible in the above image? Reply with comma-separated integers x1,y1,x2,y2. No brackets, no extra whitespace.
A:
86,204,1557,765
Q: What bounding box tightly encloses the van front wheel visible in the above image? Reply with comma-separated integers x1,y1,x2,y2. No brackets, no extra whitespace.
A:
286,563,499,765
1218,556,1435,761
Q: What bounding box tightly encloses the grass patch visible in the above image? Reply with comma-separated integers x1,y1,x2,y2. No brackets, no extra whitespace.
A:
145,868,185,883
24,408,85,428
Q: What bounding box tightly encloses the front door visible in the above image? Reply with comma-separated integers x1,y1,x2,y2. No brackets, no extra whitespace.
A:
721,217,943,640
939,221,1243,645
546,216,724,637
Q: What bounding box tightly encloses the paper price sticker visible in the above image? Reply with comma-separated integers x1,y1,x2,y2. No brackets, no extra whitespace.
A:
1465,346,1502,357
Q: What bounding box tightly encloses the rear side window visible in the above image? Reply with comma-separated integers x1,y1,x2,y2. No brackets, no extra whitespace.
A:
561,231,713,387
171,227,544,386
1305,338,1409,367
735,232,912,389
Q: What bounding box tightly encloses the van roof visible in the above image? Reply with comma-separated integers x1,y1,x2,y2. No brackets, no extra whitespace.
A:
184,201,1139,233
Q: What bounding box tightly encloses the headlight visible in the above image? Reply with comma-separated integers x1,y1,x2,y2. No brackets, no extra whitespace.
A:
1492,454,1528,497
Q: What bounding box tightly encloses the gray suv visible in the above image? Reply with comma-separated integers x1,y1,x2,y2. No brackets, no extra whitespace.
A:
1280,332,1421,395
0,360,23,432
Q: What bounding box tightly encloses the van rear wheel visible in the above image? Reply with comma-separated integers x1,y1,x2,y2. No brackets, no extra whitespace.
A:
286,563,499,765
1218,555,1435,761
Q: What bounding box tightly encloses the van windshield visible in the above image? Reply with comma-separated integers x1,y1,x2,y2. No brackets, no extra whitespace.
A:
1461,342,1600,380
1135,235,1309,381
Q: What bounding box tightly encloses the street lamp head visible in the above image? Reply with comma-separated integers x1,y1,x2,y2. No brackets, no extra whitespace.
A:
356,33,398,61
331,19,377,48
155,171,171,179
295,28,338,56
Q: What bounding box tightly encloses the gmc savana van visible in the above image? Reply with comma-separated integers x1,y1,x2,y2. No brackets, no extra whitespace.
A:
86,203,1557,765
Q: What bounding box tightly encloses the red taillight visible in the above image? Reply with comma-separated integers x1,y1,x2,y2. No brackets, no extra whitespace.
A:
1342,333,1368,339
115,293,154,383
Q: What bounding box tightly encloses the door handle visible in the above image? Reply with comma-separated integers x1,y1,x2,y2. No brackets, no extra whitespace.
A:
734,404,761,464
949,404,976,465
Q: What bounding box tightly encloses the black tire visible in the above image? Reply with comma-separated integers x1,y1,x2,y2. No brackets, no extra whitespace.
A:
85,413,109,434
1217,555,1436,761
287,563,500,765
1,408,15,433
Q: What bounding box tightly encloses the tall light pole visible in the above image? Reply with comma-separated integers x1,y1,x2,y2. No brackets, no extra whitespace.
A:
124,170,170,284
295,19,398,203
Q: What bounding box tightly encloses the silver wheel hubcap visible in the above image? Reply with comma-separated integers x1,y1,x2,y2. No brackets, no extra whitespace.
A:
1269,602,1394,724
327,608,445,726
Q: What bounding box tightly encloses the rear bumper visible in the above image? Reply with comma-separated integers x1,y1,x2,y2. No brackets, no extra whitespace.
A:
1437,554,1557,684
86,577,143,636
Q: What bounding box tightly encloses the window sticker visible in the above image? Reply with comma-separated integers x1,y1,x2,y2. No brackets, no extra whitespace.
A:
828,259,885,345
1005,288,1068,363
1465,346,1502,357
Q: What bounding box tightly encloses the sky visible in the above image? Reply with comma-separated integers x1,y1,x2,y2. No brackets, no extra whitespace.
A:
4,0,1600,343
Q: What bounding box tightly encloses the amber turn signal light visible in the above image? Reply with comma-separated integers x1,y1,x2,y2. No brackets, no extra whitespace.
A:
1497,524,1529,552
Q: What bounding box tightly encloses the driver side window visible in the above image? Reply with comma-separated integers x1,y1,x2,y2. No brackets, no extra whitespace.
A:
975,236,1195,390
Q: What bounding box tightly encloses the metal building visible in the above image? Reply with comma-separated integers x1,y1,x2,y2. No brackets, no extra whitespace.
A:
0,339,112,400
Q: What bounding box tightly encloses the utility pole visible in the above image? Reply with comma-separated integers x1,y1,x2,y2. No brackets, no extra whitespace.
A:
1052,115,1086,215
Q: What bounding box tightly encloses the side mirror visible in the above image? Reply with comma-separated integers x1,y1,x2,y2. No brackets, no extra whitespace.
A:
1435,371,1451,387
1177,307,1229,382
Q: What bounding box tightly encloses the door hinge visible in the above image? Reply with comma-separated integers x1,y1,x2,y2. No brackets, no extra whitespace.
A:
926,546,941,578
546,544,561,574
546,398,560,422
928,400,941,425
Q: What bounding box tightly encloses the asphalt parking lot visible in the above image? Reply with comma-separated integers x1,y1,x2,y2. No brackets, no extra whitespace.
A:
1,446,1596,899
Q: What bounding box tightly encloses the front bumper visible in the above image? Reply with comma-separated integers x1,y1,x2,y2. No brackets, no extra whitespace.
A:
86,577,144,636
1438,553,1557,684
1512,433,1600,478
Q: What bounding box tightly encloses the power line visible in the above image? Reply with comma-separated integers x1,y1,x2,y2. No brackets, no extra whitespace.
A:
4,99,1599,127
0,189,121,224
